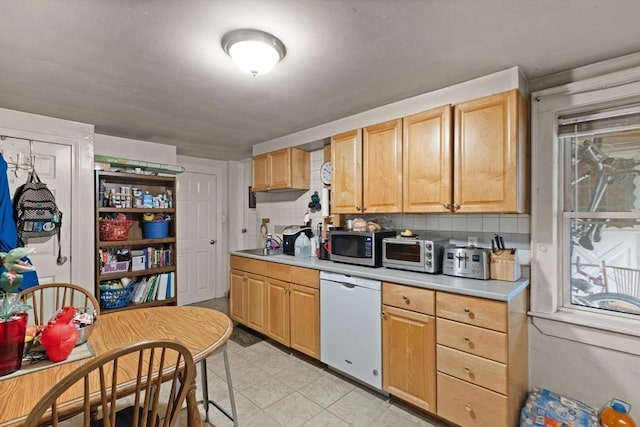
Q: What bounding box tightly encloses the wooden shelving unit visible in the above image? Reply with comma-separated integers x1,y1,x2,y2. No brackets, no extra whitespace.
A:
95,171,178,312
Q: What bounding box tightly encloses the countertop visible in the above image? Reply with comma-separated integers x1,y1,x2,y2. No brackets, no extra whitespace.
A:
229,251,529,302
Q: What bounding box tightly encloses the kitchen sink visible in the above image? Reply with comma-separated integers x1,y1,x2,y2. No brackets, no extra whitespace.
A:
235,248,283,256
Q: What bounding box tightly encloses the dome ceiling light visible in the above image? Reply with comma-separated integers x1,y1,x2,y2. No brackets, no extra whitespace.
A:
221,29,286,76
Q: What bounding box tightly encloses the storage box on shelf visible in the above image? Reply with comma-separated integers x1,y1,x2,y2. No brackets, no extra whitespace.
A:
95,171,178,312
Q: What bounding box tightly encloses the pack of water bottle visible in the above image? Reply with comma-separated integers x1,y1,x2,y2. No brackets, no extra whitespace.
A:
520,387,600,427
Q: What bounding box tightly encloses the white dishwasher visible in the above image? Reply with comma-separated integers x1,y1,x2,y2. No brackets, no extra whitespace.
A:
320,271,382,390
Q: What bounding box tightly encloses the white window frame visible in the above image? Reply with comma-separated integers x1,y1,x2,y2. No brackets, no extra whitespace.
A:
530,66,640,356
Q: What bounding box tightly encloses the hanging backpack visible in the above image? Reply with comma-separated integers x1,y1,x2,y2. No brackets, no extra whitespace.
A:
13,170,63,245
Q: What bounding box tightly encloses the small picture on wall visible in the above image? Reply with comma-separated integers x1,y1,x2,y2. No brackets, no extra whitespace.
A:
248,186,256,208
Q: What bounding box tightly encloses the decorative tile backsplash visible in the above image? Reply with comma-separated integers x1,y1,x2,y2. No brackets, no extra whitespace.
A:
254,149,531,267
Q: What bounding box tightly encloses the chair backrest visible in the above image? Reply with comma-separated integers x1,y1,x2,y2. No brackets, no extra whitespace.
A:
23,339,201,427
20,282,100,325
603,264,640,298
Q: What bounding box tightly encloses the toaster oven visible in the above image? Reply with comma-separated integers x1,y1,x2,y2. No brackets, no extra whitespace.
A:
382,237,447,273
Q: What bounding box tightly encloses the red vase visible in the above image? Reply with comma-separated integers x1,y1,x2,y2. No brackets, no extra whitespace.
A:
0,312,28,376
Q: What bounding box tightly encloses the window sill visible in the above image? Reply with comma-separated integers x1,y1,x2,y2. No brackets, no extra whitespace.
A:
529,310,640,356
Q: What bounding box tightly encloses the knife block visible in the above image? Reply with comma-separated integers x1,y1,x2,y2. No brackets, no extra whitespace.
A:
490,249,521,281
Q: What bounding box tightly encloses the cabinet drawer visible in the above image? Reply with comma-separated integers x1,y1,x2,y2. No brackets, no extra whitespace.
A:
437,372,508,427
290,266,319,289
383,282,434,315
266,262,290,281
230,256,266,275
437,318,507,363
436,345,507,394
436,292,507,332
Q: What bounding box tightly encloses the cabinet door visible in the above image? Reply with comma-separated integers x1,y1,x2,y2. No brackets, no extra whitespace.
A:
246,273,267,334
229,269,247,324
289,283,320,359
363,119,403,213
268,148,291,190
454,90,526,213
382,305,436,412
331,129,362,214
252,153,270,192
403,106,453,213
266,278,290,346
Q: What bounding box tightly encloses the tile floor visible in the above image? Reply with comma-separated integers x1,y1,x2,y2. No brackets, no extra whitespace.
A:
189,297,451,427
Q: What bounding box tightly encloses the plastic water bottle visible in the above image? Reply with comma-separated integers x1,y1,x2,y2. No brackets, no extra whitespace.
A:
601,400,637,427
294,233,311,258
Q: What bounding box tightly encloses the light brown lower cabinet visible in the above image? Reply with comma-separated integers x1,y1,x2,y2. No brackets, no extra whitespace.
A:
266,277,290,345
266,272,320,359
382,282,436,412
229,256,267,329
382,304,436,412
435,291,529,427
230,256,320,359
381,281,528,427
289,283,320,358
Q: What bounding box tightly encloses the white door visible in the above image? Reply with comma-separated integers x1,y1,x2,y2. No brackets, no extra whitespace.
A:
176,170,223,304
2,137,72,284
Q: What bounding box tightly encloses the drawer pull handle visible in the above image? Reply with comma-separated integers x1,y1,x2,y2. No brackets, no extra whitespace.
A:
465,403,472,412
464,336,471,343
464,308,471,313
402,296,409,302
464,367,472,374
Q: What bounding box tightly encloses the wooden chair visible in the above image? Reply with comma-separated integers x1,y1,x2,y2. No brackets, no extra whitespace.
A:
20,282,100,325
23,339,201,427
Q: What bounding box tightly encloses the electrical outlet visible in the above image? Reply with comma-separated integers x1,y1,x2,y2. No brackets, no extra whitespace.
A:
467,236,478,247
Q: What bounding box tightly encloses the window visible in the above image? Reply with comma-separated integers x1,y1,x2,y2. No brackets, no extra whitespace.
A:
559,109,640,318
531,66,640,349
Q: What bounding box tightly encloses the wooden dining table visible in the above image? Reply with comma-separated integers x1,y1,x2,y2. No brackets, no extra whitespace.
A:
0,306,233,427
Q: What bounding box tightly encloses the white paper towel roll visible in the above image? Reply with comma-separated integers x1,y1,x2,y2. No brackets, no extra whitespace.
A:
321,188,330,217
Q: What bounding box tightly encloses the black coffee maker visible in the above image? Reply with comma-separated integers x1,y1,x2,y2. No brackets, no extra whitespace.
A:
282,225,313,255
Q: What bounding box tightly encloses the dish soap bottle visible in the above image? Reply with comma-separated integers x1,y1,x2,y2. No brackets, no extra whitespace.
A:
601,400,637,427
294,233,311,258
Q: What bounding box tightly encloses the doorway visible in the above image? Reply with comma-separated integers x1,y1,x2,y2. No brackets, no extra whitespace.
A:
176,161,227,305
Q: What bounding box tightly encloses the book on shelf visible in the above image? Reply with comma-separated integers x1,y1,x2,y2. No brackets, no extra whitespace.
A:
145,275,159,302
156,273,168,301
166,272,173,299
131,278,148,304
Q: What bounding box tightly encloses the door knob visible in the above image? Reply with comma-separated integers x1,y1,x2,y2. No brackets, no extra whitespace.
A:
241,228,247,233
210,239,217,245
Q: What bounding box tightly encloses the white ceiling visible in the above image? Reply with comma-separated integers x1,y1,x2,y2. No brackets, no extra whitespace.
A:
1,0,640,161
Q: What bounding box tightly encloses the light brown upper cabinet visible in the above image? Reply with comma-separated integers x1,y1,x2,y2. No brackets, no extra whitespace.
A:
453,89,528,213
252,147,310,192
403,105,453,213
332,119,403,214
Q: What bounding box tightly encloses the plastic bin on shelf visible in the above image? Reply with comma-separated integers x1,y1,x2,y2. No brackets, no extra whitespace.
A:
142,220,169,239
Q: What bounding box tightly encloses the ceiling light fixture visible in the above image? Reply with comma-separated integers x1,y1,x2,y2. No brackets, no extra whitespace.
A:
221,29,286,76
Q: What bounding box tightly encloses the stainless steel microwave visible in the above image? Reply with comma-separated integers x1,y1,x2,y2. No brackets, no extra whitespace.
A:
382,237,448,273
330,230,396,267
